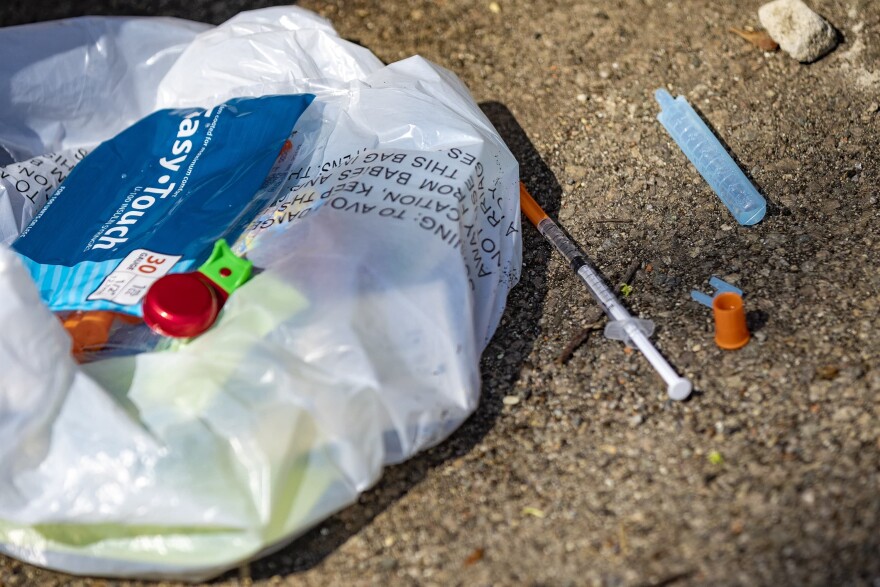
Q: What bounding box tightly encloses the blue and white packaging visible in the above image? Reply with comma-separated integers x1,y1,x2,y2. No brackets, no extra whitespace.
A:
13,94,313,315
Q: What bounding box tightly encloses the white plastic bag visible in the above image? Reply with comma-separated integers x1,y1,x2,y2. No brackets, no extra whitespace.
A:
0,16,209,161
0,7,520,580
0,15,207,244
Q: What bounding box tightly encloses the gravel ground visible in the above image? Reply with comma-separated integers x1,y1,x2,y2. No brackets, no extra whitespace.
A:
2,0,879,585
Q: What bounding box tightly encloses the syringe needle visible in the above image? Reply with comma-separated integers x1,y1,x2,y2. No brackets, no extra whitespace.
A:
519,183,692,400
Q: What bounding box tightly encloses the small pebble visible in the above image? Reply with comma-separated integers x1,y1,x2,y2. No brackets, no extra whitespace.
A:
758,0,838,62
503,395,521,406
378,557,398,571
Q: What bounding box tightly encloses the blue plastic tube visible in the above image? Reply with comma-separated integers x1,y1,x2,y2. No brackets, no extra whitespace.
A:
655,89,766,225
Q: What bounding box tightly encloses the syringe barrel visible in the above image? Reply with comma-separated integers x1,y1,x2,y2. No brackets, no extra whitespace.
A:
536,218,586,269
576,264,629,322
537,219,617,317
655,89,766,226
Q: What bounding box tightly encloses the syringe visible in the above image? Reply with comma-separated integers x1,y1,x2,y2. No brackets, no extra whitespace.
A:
520,184,692,400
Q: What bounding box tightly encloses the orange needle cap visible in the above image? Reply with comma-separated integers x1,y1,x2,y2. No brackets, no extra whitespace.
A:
712,292,750,350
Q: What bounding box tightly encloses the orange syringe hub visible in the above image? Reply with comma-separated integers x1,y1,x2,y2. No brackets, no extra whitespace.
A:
712,292,750,350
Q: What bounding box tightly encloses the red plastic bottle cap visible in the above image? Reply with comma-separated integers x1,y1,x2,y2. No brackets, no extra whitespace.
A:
143,272,221,338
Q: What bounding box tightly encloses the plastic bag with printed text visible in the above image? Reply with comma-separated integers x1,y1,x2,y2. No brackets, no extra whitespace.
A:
0,6,520,581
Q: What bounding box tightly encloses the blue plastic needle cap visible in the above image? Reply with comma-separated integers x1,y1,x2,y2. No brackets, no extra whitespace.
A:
655,89,766,226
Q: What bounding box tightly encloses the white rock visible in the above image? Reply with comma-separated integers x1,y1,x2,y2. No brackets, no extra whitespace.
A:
758,0,838,62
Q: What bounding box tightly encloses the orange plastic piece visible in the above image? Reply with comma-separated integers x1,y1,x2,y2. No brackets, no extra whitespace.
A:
519,183,549,227
62,311,141,356
63,311,115,355
712,292,750,350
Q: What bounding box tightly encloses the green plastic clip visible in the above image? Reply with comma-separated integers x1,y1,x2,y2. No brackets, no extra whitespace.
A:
197,239,253,296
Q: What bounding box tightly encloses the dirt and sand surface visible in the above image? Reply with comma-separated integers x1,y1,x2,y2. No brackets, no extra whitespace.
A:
1,0,878,585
